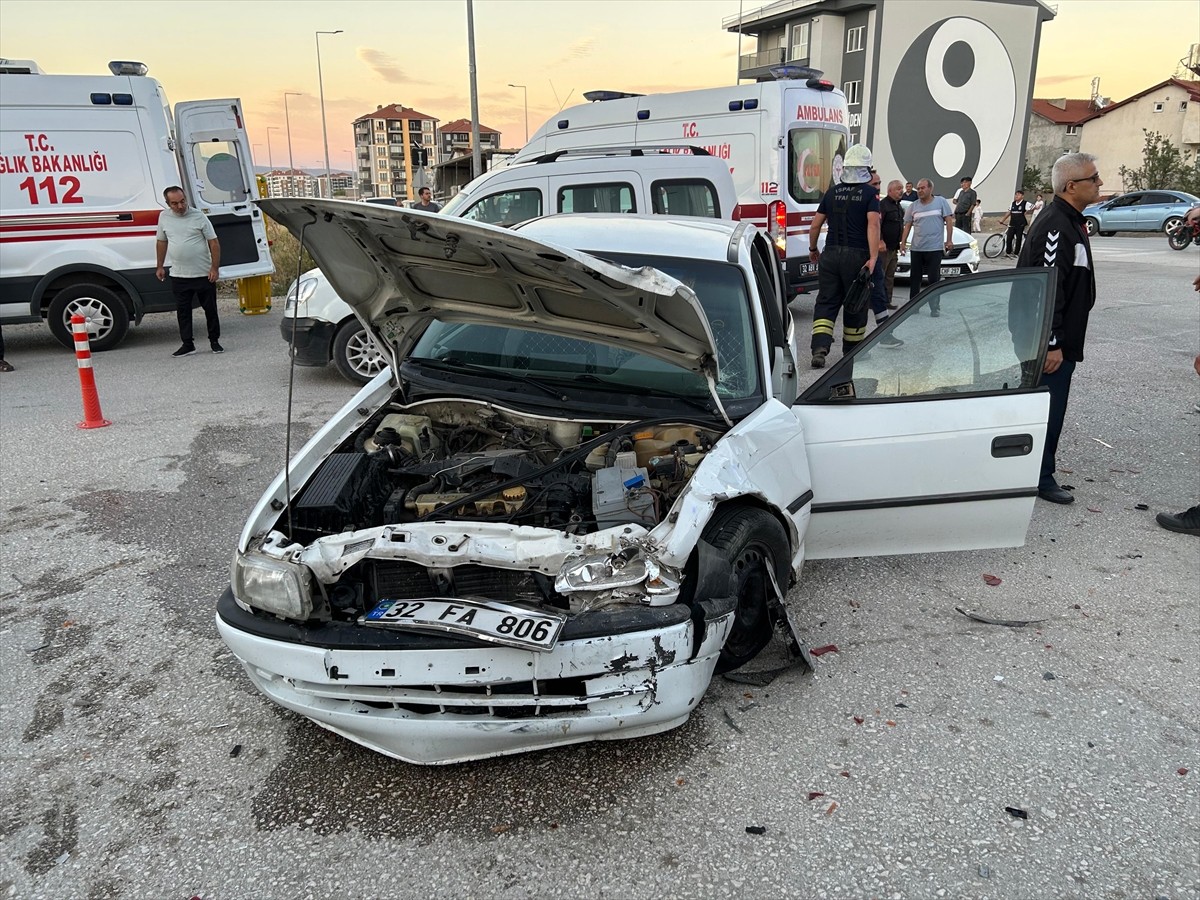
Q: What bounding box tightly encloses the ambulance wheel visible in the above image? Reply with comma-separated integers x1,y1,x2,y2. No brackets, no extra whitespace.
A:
48,284,130,352
332,320,387,384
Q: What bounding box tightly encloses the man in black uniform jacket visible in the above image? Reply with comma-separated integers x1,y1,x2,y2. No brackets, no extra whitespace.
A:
1016,153,1102,505
806,144,880,368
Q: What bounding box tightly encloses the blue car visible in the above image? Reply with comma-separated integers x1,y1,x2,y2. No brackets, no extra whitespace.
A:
1083,189,1200,236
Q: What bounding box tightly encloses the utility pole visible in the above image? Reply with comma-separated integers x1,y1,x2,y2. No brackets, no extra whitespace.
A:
467,0,482,179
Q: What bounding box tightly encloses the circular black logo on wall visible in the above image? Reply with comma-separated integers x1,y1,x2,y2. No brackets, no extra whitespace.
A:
887,17,1015,191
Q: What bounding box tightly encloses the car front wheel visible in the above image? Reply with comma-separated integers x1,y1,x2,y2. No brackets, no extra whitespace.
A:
703,507,791,674
332,320,387,384
1084,217,1099,236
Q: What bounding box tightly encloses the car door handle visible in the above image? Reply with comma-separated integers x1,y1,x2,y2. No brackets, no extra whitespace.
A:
992,434,1033,457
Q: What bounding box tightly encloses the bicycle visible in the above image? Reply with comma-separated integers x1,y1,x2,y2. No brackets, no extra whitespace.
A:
982,232,1006,259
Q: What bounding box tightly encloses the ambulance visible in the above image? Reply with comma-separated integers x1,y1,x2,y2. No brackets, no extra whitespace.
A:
0,59,273,350
510,68,850,296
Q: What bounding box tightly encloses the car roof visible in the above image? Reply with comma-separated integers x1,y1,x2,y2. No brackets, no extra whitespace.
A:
515,213,746,263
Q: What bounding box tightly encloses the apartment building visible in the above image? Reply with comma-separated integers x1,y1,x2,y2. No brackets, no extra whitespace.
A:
725,0,1054,211
263,168,321,199
437,119,502,160
353,104,438,203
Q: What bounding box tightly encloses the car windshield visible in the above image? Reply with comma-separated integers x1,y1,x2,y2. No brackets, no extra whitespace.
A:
407,253,760,401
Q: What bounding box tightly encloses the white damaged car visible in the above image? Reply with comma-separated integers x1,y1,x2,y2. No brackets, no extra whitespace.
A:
217,201,1056,765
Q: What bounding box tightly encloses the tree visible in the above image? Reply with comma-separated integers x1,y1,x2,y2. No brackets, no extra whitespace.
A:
1022,163,1050,193
1118,130,1200,194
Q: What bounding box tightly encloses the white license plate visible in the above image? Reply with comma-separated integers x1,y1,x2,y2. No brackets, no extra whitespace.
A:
799,262,818,275
360,598,566,651
939,266,962,277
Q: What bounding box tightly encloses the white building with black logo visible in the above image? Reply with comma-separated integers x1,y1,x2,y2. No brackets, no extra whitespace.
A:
726,0,1055,211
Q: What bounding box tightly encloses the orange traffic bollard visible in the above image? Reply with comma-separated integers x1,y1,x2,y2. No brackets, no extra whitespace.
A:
72,314,111,429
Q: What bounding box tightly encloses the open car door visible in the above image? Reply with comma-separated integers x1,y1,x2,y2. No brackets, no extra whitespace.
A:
174,99,273,278
794,269,1055,559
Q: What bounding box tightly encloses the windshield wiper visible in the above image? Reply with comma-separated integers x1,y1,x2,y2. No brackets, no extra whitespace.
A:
406,356,568,401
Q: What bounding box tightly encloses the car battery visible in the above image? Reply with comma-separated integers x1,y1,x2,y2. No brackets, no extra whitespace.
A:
592,466,656,529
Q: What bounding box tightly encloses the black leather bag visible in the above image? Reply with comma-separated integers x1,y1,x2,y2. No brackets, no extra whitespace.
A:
843,265,872,317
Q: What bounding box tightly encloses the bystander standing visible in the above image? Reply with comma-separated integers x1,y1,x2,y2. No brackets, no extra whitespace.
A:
899,179,954,315
156,187,222,358
1016,152,1101,505
1000,189,1033,257
953,176,977,232
412,188,441,213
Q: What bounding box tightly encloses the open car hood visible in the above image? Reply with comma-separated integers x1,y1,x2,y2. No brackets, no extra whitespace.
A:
258,199,721,382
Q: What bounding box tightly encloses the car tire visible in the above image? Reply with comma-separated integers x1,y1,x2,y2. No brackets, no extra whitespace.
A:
332,319,387,384
1084,217,1099,237
703,507,791,674
1099,231,1116,237
1163,216,1184,234
47,283,131,351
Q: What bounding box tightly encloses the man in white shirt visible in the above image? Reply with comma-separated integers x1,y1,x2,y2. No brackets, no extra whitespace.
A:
156,187,222,357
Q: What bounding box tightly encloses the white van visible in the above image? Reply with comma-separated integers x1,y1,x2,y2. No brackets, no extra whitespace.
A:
510,72,850,296
0,59,273,350
440,146,738,223
282,148,739,383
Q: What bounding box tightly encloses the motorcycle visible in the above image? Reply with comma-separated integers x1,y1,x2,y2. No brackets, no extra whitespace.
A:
1166,215,1200,250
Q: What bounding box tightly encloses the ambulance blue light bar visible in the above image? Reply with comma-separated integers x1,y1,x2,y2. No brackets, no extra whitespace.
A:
636,110,649,120
90,93,112,105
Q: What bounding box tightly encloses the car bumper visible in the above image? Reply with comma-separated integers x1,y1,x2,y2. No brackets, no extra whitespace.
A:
785,257,819,295
895,253,980,281
215,588,733,765
279,317,336,367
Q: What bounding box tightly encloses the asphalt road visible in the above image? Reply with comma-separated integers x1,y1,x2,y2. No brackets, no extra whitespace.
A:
1,234,1197,899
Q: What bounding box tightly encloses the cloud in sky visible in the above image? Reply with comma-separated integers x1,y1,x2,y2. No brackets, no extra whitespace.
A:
549,37,598,67
357,47,427,85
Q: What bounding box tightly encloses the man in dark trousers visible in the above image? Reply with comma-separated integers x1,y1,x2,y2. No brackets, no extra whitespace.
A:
953,176,977,232
878,178,906,310
1016,152,1102,504
156,186,222,357
1000,188,1032,257
806,144,880,368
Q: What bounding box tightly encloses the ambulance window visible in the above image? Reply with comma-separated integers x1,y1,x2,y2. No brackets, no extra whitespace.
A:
558,183,635,214
651,179,720,217
461,189,543,227
788,128,847,204
191,141,250,204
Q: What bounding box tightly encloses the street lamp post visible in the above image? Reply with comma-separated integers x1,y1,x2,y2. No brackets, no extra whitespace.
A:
283,92,302,171
508,83,528,144
316,29,343,198
265,126,280,169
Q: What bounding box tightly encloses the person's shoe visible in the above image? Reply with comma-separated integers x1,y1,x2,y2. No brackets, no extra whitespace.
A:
930,307,941,318
1038,481,1075,504
878,333,904,348
0,359,13,372
1155,505,1200,536
210,341,225,353
887,303,899,310
811,349,828,369
171,344,197,358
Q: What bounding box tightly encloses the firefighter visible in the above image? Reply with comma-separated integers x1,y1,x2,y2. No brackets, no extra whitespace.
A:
806,144,880,368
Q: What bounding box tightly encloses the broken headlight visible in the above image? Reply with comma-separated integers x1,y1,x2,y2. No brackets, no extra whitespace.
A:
555,549,681,606
232,551,314,620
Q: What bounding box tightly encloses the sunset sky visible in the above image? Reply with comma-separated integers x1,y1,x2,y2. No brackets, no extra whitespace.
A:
1,0,1193,172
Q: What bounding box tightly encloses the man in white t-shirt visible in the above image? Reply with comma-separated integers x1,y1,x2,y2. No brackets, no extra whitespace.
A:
156,186,222,357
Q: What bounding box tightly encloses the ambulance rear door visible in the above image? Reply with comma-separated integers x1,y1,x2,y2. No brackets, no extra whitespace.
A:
173,99,272,278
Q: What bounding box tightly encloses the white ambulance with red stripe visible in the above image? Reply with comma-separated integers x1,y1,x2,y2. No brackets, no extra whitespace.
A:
510,68,849,297
0,59,272,350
